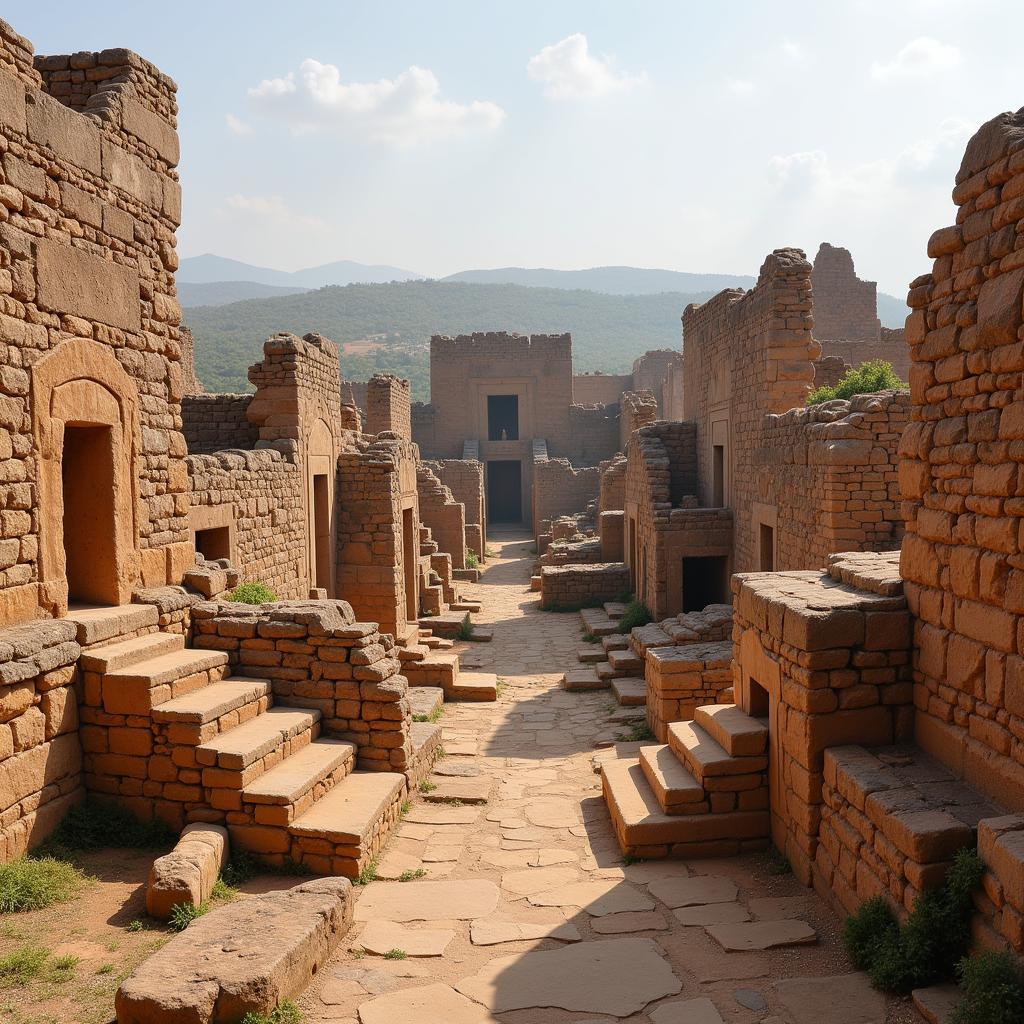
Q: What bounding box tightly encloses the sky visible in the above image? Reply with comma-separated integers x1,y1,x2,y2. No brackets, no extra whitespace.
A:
10,1,1024,295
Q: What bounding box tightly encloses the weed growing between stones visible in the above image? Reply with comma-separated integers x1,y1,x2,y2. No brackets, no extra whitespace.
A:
239,1000,302,1024
843,848,984,994
456,613,474,640
126,920,145,933
383,948,407,959
419,781,437,793
951,950,1024,1024
618,599,652,633
356,859,379,885
0,945,80,988
412,705,444,724
621,722,655,743
399,801,411,817
96,963,115,976
495,678,508,697
581,632,601,643
465,549,479,568
211,878,239,902
168,901,208,932
226,581,278,604
0,857,88,912
398,869,427,882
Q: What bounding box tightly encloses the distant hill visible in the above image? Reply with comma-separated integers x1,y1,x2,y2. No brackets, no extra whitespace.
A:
441,265,756,295
876,291,909,330
178,281,310,308
185,280,705,399
177,254,424,288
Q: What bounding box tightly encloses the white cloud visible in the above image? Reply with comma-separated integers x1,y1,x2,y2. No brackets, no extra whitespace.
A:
781,39,803,60
871,37,962,81
248,59,504,147
225,113,252,136
223,194,325,230
728,79,756,97
527,33,646,101
768,150,831,194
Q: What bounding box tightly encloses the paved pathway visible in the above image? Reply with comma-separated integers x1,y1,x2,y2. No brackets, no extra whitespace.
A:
297,530,920,1024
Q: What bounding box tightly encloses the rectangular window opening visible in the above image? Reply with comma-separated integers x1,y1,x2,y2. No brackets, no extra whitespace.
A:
487,395,519,441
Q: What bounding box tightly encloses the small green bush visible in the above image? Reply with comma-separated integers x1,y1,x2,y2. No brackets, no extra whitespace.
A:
383,948,407,960
465,549,479,569
168,901,208,932
0,857,87,913
239,1000,302,1024
43,800,175,853
843,847,984,994
618,599,652,633
0,945,49,987
807,358,906,406
456,613,473,641
227,581,277,605
951,949,1024,1024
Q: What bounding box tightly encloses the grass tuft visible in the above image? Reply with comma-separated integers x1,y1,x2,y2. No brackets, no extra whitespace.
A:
383,948,407,960
167,901,209,932
0,945,49,987
239,1000,303,1024
456,613,474,641
418,781,437,794
763,846,793,876
465,550,479,569
226,581,277,604
356,858,379,886
951,949,1024,1024
617,599,652,633
398,869,427,883
0,856,88,913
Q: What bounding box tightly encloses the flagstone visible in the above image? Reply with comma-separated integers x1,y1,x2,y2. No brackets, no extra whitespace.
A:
354,921,454,957
590,911,668,933
355,880,499,922
774,975,886,1024
357,982,497,1024
470,918,582,945
649,997,726,1024
706,920,817,951
528,879,656,916
501,865,579,896
673,903,751,926
647,876,738,909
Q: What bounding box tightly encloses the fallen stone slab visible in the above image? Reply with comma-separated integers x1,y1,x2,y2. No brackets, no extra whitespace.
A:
423,778,493,804
116,878,352,1024
455,936,681,1016
145,823,228,920
354,920,454,957
650,997,725,1024
912,983,963,1024
774,974,886,1024
706,920,817,951
432,760,481,777
402,804,480,825
647,876,737,909
501,865,579,897
354,879,499,922
674,903,750,927
358,982,498,1024
470,918,581,945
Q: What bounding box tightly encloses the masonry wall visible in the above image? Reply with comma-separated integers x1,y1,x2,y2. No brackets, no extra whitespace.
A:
900,108,1024,811
683,249,819,575
417,466,466,571
0,20,190,626
632,349,683,413
811,242,881,345
573,373,631,405
662,357,685,422
567,404,620,463
181,395,258,454
532,457,601,543
424,459,486,561
619,390,658,452
817,330,911,383
366,374,411,440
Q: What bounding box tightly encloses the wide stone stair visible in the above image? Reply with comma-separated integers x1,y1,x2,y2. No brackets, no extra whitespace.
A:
75,604,409,879
398,632,498,702
601,701,771,859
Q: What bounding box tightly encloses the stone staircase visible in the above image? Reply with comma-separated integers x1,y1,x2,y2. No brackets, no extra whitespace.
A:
74,603,418,880
397,630,498,702
601,701,771,859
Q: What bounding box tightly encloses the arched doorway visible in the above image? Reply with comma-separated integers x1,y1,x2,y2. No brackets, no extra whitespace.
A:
305,418,335,596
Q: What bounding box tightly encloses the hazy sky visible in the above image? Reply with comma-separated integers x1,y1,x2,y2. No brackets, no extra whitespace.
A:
11,1,1024,294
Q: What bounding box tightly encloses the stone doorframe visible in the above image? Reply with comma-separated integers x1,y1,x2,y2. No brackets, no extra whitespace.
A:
737,628,784,851
305,418,336,598
32,338,141,617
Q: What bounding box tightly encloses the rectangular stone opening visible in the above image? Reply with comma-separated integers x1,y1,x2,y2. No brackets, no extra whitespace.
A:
195,525,231,562
759,523,775,571
487,394,519,441
312,473,331,593
681,555,729,612
749,677,770,719
62,424,119,605
487,460,522,522
402,507,417,621
712,444,725,507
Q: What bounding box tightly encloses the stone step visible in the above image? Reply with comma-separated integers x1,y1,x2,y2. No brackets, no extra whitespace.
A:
411,721,443,763
397,644,430,663
607,649,643,677
409,687,444,719
601,634,630,653
450,601,482,613
449,672,497,702
65,602,159,646
102,649,230,715
152,676,272,744
242,738,357,824
577,645,606,664
289,771,406,878
402,652,459,687
694,704,768,757
602,758,769,854
668,721,768,786
197,706,321,788
80,631,184,673
561,667,609,692
579,608,618,637
604,602,628,619
595,661,616,682
422,636,453,651
639,744,706,813
611,677,646,706
530,574,542,591
630,624,673,656
417,612,472,638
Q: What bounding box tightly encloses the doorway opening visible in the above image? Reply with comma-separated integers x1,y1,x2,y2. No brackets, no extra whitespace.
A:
681,555,729,612
748,677,770,719
712,444,725,507
195,525,231,562
487,460,522,522
759,523,775,572
402,507,417,621
62,424,118,605
312,473,331,592
628,517,638,590
487,395,519,441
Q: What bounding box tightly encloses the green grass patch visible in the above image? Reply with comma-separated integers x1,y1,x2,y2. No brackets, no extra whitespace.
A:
168,901,209,932
807,358,906,406
465,550,479,569
383,948,407,960
620,721,655,743
0,945,49,987
239,1000,302,1024
844,848,983,994
211,878,239,902
43,801,176,854
356,858,379,886
495,678,508,698
412,705,444,724
951,949,1024,1024
398,869,427,883
581,632,601,644
617,599,652,633
50,954,79,983
0,856,88,913
126,920,145,933
418,780,437,794
456,613,474,641
96,963,115,976
227,581,277,604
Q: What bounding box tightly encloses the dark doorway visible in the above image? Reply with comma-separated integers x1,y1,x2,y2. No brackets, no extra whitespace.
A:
195,526,231,562
759,523,775,572
402,507,417,621
712,444,725,506
487,460,522,522
62,424,118,605
749,678,770,719
487,395,519,441
312,474,331,592
681,555,729,612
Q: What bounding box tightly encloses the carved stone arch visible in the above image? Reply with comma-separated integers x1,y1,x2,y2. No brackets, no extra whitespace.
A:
31,338,141,615
305,417,336,597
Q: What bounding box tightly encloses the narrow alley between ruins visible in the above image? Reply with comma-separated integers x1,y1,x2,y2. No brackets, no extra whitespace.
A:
292,531,917,1024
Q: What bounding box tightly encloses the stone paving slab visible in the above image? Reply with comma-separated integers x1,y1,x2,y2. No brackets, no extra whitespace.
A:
774,974,886,1024
357,982,498,1024
647,876,738,908
354,880,499,922
354,921,454,957
705,919,817,950
469,918,581,945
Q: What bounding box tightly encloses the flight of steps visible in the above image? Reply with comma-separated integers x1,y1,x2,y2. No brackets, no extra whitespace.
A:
72,604,410,880
565,604,644,701
397,627,497,701
601,702,771,859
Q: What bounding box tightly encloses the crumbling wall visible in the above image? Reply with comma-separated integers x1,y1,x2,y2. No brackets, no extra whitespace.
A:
632,349,683,413
424,459,486,562
811,242,881,344
662,356,685,422
181,395,258,454
417,466,465,571
573,373,631,405
901,108,1024,811
599,454,627,514
0,19,190,625
532,457,600,543
566,404,620,463
366,373,411,440
619,390,658,451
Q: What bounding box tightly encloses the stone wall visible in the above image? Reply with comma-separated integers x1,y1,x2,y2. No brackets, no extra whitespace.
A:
662,356,685,422
417,466,465,571
0,18,190,626
900,107,1024,812
540,562,630,611
533,457,600,542
573,373,631,406
632,349,683,413
566,404,620,463
645,641,732,742
366,374,411,440
619,390,658,452
683,249,819,575
599,454,627,515
181,394,258,454
817,330,911,384
424,459,486,562
811,242,881,344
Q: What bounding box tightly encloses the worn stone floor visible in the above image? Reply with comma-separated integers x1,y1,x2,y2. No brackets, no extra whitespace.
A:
295,530,924,1024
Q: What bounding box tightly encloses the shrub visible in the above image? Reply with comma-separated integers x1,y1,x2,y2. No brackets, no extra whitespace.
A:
168,901,208,931
239,1001,302,1024
951,949,1024,1024
618,599,652,633
456,613,473,641
43,800,175,853
0,857,87,913
0,945,48,986
807,358,906,406
227,581,277,605
843,848,984,994
465,549,479,569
